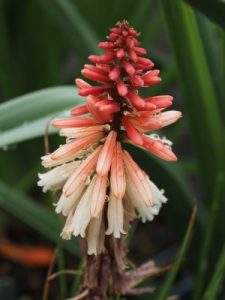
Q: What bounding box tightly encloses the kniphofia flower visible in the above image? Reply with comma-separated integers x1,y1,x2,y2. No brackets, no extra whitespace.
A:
38,21,181,256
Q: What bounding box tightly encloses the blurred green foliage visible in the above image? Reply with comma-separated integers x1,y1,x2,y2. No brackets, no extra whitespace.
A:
0,0,225,299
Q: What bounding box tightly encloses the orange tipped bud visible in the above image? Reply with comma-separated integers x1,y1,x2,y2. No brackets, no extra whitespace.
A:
143,135,177,161
96,131,117,176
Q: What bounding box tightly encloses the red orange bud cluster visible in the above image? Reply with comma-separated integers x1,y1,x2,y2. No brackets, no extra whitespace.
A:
74,21,181,155
76,22,163,122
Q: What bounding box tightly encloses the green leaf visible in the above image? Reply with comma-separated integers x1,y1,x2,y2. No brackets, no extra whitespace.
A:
0,181,79,257
17,2,64,92
202,245,225,300
0,86,84,147
196,12,224,107
193,173,225,300
0,86,83,131
156,206,197,300
36,0,100,54
0,114,58,148
160,0,223,193
184,0,225,29
129,0,152,28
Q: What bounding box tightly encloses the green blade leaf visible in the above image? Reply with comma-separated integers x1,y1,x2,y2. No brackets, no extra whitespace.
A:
184,0,225,29
160,0,223,192
0,114,57,147
36,0,100,54
0,86,83,131
193,173,225,300
156,206,197,300
0,86,84,147
0,181,79,256
196,12,224,107
202,245,225,300
129,0,152,28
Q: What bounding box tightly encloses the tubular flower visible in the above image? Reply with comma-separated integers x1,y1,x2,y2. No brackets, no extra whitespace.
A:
38,21,181,255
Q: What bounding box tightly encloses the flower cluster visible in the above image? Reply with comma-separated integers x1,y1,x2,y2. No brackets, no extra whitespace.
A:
38,21,181,255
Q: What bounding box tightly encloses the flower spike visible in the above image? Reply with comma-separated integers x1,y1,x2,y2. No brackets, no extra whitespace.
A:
38,20,181,256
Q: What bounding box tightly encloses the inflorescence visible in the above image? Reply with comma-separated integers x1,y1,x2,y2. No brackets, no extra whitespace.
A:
38,21,181,255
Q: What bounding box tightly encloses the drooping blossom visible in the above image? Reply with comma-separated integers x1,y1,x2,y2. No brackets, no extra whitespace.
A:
38,21,181,256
